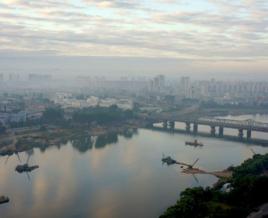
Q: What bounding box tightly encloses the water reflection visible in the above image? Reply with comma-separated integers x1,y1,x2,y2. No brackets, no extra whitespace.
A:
121,128,138,139
1,125,268,218
10,128,139,155
71,135,93,153
71,129,138,152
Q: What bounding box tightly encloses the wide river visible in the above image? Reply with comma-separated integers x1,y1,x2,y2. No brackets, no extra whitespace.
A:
1,115,268,218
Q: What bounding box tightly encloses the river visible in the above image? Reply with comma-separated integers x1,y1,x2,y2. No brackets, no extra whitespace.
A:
0,115,268,218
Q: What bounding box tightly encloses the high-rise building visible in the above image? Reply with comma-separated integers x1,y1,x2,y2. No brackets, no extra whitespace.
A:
8,73,20,81
180,76,192,98
150,75,165,92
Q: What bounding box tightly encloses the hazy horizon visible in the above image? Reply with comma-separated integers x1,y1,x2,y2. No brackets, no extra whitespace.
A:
0,0,268,79
1,55,268,81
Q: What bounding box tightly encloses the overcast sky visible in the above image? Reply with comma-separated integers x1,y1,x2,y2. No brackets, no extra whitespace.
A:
0,0,268,79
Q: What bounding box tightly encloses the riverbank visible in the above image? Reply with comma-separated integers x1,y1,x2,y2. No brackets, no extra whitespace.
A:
160,153,268,218
182,167,233,179
0,122,141,156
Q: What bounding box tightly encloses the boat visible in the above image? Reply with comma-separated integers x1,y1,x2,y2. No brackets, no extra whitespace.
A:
0,196,9,205
15,164,39,173
162,156,177,165
185,140,203,147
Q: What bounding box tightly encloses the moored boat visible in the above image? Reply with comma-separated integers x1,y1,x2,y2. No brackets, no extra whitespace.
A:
0,196,9,205
185,139,203,147
162,156,177,165
15,164,39,173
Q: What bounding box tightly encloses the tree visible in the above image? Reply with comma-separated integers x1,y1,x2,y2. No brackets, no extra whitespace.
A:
0,123,6,134
42,107,64,124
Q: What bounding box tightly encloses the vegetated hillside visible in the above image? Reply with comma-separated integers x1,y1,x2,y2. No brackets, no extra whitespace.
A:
160,154,268,218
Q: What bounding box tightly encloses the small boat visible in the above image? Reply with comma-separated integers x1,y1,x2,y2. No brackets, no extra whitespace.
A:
15,164,39,173
0,196,9,205
162,156,177,165
185,140,203,147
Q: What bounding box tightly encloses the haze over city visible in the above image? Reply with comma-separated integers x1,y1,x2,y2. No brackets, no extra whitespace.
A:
1,1,268,218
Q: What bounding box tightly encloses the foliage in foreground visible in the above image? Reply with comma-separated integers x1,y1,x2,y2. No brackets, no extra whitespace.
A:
160,154,268,218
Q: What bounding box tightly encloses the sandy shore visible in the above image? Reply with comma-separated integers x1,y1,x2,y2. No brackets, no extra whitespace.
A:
182,167,232,179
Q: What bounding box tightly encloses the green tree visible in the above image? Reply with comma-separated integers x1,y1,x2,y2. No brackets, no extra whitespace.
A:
0,123,6,134
42,107,64,124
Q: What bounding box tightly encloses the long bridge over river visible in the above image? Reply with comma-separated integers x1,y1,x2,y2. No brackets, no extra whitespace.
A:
149,117,268,140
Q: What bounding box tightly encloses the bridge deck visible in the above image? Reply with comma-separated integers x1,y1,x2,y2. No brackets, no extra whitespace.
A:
153,117,268,132
193,118,268,132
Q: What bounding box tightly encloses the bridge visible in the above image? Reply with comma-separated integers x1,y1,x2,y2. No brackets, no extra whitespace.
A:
149,117,268,140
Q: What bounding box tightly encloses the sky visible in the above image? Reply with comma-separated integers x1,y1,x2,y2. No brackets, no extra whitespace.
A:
0,0,268,79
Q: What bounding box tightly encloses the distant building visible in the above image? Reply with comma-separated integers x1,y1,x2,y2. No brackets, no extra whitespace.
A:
105,80,148,92
180,76,192,98
28,74,52,81
8,73,20,81
150,75,165,92
0,111,27,125
206,80,268,98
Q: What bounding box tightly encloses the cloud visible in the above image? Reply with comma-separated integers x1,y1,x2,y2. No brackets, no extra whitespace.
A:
0,0,267,63
83,0,141,9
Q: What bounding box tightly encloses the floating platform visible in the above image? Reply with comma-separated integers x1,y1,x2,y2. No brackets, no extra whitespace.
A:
185,140,203,147
162,156,177,165
15,164,39,173
0,196,9,205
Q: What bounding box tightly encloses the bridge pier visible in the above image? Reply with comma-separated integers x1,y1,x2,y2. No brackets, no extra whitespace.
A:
193,123,198,135
186,122,191,133
163,121,168,129
238,129,244,140
168,121,175,130
147,123,154,128
211,126,216,136
154,118,267,140
219,126,224,137
247,129,252,140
